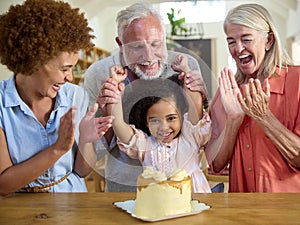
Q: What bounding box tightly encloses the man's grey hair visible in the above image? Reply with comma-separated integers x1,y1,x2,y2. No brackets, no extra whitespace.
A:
116,1,166,42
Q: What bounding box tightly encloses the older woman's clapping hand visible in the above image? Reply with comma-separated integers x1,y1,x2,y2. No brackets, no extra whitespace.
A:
237,78,271,121
219,68,244,119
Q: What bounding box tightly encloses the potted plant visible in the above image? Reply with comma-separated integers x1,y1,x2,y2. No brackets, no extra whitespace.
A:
167,8,187,36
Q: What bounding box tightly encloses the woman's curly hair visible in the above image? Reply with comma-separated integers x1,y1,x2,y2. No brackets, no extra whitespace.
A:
0,0,94,75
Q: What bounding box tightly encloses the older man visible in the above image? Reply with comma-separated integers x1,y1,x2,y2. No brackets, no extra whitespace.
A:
83,2,207,192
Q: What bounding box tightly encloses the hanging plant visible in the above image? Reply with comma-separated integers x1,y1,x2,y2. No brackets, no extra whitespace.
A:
167,8,187,36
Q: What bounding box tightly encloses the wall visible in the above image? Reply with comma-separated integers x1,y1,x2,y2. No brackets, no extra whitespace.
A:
0,0,21,80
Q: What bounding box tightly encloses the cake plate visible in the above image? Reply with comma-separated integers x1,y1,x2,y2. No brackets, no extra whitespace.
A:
113,199,210,222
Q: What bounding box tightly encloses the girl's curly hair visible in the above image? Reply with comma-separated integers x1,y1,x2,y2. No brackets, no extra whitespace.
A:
0,0,95,75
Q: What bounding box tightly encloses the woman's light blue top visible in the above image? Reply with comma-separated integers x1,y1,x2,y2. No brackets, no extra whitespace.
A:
0,75,89,192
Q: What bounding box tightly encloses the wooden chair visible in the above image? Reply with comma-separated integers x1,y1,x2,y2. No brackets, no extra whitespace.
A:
85,157,106,192
200,151,229,192
93,157,106,192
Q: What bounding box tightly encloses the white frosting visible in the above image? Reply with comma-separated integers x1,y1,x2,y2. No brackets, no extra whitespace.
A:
142,167,188,182
142,167,167,182
170,169,188,181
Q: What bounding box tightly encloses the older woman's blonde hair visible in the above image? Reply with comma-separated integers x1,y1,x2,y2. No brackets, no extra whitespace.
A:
223,3,292,83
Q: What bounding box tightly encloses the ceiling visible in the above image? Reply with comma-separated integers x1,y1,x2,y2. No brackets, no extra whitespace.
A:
2,0,298,20
72,0,298,20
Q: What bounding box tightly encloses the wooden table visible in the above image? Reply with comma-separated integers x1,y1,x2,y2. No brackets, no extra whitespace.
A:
0,192,299,225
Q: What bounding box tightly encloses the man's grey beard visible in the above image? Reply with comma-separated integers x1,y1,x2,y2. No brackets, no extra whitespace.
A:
127,61,166,80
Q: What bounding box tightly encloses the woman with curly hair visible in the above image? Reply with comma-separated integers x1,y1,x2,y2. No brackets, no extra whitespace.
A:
0,0,113,196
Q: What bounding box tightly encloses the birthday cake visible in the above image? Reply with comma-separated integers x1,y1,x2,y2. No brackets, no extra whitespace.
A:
134,167,192,219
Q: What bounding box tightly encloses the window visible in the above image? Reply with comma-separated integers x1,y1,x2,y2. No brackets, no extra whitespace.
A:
158,1,226,24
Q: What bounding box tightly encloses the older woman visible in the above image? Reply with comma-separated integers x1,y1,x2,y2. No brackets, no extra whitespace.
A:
0,0,113,196
206,3,300,192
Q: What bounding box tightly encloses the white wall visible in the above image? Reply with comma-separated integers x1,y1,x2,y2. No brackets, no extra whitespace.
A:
0,0,22,81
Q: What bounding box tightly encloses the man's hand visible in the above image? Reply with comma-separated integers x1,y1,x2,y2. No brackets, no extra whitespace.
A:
96,78,125,116
178,70,208,97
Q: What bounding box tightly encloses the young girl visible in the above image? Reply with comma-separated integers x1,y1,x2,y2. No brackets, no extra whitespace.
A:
108,54,211,193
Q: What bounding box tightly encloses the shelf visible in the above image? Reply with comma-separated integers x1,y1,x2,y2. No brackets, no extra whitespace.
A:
73,46,110,85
